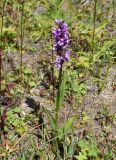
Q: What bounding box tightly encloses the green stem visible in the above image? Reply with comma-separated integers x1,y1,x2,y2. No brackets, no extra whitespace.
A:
52,43,55,100
20,1,24,75
55,64,63,159
0,0,7,143
55,64,63,125
92,0,97,54
58,63,63,85
0,0,7,93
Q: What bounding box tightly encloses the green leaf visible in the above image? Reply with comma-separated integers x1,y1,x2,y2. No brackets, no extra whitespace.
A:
58,117,75,139
13,107,22,113
95,21,107,34
43,108,56,131
23,67,32,74
78,140,89,151
55,72,66,112
101,39,116,52
16,126,26,135
88,143,98,157
29,81,36,87
75,149,87,160
78,56,90,68
55,0,65,8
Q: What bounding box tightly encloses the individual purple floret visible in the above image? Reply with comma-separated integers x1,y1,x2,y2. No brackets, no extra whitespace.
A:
52,19,70,69
54,57,63,69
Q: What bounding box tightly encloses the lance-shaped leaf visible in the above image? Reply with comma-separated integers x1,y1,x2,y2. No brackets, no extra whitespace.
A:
58,117,75,140
55,72,66,112
101,39,116,52
43,108,56,131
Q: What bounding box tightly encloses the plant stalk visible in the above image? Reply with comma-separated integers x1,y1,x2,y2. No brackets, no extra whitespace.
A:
0,0,6,93
20,0,24,74
0,0,7,143
52,43,55,100
55,64,63,126
55,64,63,159
92,0,97,54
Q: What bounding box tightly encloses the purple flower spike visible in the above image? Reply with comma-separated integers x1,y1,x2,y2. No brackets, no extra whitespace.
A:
52,19,71,69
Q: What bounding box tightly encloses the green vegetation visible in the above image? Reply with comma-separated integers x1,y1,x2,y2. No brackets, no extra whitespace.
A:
0,0,115,159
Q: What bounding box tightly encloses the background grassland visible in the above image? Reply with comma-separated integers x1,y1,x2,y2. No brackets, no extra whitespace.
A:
0,0,116,159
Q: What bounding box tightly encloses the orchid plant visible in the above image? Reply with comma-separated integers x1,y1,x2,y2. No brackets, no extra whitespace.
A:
47,19,75,158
